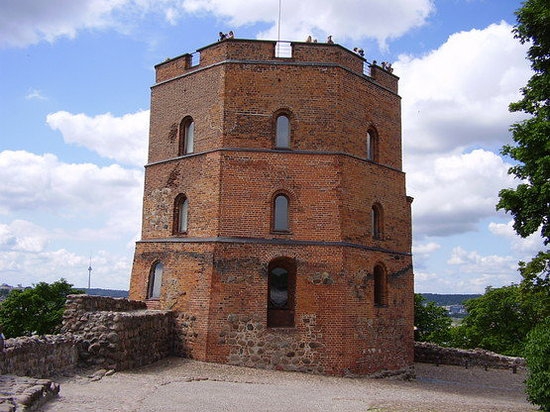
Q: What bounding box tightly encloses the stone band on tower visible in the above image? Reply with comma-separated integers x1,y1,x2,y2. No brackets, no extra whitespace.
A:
130,38,414,376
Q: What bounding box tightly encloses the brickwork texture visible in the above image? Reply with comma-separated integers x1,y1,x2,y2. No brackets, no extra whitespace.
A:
130,38,414,376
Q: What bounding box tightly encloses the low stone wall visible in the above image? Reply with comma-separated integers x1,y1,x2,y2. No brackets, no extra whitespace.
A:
61,294,175,371
0,334,78,378
414,342,525,370
62,294,147,316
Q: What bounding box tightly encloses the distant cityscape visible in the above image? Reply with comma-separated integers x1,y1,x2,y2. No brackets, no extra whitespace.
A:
421,293,482,317
0,283,128,301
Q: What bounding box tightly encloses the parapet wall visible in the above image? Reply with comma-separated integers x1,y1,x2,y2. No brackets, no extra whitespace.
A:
0,295,175,378
0,334,78,378
414,342,525,370
61,294,175,370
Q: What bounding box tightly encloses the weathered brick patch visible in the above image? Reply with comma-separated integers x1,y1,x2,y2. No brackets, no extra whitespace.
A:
0,375,59,412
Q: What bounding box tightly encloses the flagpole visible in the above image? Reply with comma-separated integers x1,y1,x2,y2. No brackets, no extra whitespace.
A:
277,0,282,42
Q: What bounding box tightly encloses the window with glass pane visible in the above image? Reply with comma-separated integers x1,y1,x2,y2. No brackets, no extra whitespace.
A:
178,197,188,232
366,131,373,160
148,262,163,299
180,118,194,155
275,115,290,148
274,195,289,231
269,267,289,308
184,120,194,154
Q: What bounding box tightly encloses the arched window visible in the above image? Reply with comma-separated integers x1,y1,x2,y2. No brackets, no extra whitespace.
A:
366,129,378,161
267,257,296,327
273,194,289,232
148,261,164,299
373,264,387,306
372,203,383,240
275,114,290,148
179,117,194,155
174,195,189,234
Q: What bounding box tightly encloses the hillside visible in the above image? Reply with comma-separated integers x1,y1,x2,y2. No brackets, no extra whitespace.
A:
421,293,481,306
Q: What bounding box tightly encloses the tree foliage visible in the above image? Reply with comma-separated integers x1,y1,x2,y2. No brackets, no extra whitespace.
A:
524,318,550,411
497,0,550,292
0,279,83,338
414,293,452,345
449,285,542,356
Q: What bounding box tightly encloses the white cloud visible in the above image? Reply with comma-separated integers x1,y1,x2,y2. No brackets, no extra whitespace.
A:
0,245,131,290
0,149,142,289
46,110,149,167
409,149,516,237
0,0,126,48
448,245,517,273
489,220,545,255
397,21,531,155
0,0,434,49
412,241,440,256
414,246,521,294
0,150,143,216
0,220,49,253
25,88,47,101
183,0,434,47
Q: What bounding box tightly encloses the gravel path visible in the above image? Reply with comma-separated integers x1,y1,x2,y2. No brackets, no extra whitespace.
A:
41,358,535,411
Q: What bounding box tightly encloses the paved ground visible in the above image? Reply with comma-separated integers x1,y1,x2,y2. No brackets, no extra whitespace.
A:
41,358,535,412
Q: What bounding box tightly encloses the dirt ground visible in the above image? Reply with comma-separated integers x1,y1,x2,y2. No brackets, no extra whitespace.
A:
41,358,535,412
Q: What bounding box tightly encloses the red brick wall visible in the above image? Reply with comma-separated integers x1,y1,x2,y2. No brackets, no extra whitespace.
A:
130,39,414,376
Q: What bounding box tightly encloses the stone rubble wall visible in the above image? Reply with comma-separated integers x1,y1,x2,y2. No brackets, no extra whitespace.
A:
62,294,147,316
61,294,175,371
0,334,78,378
414,342,526,370
0,295,174,382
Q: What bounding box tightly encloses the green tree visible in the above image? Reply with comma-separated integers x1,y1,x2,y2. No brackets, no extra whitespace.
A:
0,279,83,338
497,0,550,293
524,317,550,411
414,294,452,345
450,285,542,356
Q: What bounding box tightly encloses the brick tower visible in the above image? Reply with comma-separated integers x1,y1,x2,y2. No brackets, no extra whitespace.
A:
130,39,414,376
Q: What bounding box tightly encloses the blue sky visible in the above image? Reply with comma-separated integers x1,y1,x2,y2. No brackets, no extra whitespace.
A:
0,0,543,293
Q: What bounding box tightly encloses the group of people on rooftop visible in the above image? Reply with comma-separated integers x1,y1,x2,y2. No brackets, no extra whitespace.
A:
215,31,393,73
218,31,235,41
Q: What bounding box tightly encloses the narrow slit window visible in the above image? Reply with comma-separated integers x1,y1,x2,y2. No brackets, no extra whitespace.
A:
174,194,189,234
178,197,188,233
275,115,290,148
366,129,378,161
180,118,194,155
274,194,289,231
148,262,164,299
372,204,382,239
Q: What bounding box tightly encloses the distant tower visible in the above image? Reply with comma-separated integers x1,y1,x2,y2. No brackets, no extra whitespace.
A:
88,256,92,291
130,39,414,376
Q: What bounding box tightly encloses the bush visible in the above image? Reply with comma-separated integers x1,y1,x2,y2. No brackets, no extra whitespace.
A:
0,279,83,338
448,285,541,356
524,318,550,411
414,294,452,345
